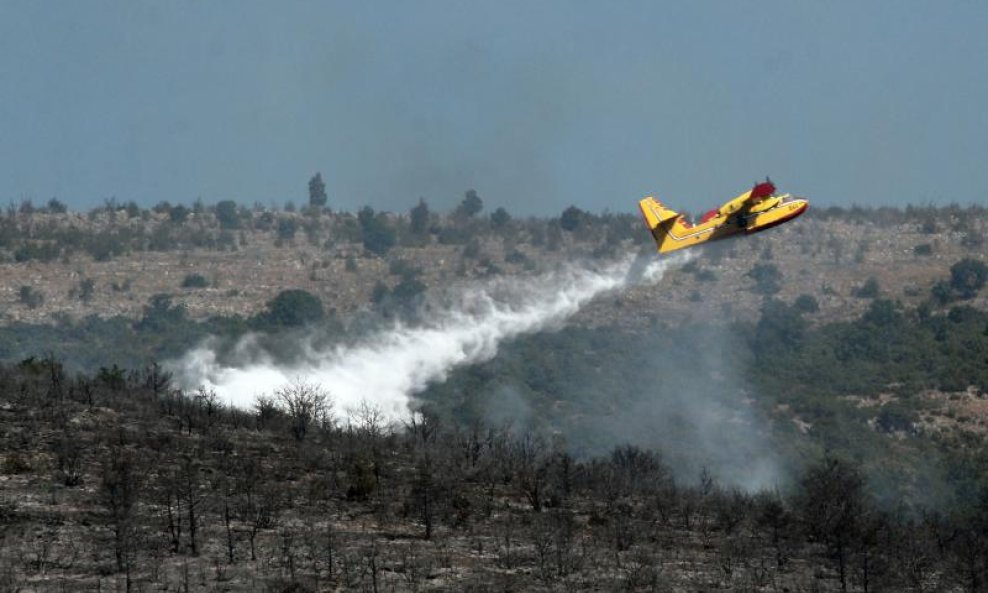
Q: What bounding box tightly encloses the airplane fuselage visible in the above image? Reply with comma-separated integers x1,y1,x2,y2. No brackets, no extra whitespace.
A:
639,188,808,254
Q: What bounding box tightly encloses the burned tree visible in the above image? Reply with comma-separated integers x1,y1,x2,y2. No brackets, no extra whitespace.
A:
275,379,332,442
794,456,867,593
99,444,146,589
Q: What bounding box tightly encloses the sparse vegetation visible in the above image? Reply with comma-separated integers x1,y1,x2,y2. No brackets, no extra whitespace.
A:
181,273,209,289
0,198,986,590
358,206,397,255
0,349,986,591
932,257,988,304
215,200,241,229
253,289,325,329
308,172,328,209
746,262,783,295
794,293,820,313
455,188,484,219
18,285,43,309
852,275,880,298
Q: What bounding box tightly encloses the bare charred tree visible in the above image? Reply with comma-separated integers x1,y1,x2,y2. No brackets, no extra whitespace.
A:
512,433,550,512
178,393,197,435
795,456,866,593
51,430,84,487
253,394,280,431
236,456,282,562
622,546,663,592
404,410,441,449
322,512,337,581
350,399,388,442
279,527,298,587
99,445,145,591
754,491,793,570
530,508,578,582
70,374,98,408
467,426,511,519
854,511,891,593
609,445,669,498
649,474,679,527
275,379,331,442
410,452,437,540
22,512,62,576
160,471,184,554
42,353,64,403
551,450,576,504
177,450,208,556
713,488,752,536
406,443,454,541
897,511,951,588
946,490,988,593
211,466,237,564
143,362,172,400
193,386,222,434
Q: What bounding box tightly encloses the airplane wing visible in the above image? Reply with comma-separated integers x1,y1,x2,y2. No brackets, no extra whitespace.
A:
717,179,777,218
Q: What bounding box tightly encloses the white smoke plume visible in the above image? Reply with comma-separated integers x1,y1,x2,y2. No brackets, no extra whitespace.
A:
172,252,690,420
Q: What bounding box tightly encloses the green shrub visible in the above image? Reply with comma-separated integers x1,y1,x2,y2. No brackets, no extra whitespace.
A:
277,218,297,241
73,279,96,302
794,294,820,313
490,207,511,229
181,274,210,289
950,258,988,299
215,200,240,229
560,205,587,231
255,289,325,328
357,207,396,256
875,406,917,435
18,286,43,309
14,242,60,263
852,276,880,299
746,263,783,295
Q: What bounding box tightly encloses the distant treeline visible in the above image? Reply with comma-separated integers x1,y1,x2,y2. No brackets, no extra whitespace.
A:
2,185,986,263
0,188,642,264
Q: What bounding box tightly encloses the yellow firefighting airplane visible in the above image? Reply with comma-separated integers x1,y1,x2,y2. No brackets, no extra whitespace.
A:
639,180,808,254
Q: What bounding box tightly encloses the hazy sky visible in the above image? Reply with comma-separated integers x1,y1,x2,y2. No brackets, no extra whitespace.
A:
2,1,986,215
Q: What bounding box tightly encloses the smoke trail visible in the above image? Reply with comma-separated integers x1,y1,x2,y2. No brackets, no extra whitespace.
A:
172,252,689,420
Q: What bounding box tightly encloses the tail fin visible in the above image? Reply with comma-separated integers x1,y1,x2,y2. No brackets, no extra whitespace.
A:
639,197,689,253
638,196,679,235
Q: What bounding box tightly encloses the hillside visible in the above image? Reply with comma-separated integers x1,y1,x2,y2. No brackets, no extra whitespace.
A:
0,201,985,332
1,361,986,592
3,201,988,591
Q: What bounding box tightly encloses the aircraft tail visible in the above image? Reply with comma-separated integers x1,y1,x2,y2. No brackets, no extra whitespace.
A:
638,197,678,229
638,196,688,253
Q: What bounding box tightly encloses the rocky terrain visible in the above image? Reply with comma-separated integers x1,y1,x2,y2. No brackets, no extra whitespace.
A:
0,203,983,330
